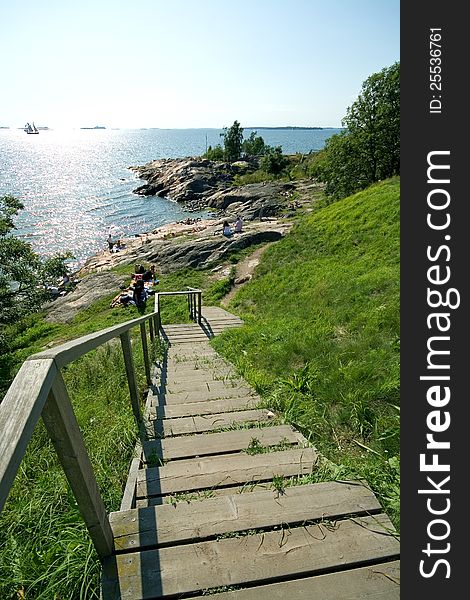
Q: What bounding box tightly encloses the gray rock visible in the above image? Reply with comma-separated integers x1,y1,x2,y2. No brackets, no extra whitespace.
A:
43,271,128,324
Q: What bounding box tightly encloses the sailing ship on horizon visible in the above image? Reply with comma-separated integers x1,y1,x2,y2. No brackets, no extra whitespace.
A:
24,122,39,134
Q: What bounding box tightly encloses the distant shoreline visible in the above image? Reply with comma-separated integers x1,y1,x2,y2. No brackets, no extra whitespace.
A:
244,126,337,130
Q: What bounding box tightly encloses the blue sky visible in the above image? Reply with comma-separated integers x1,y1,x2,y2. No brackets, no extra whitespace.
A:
0,0,399,129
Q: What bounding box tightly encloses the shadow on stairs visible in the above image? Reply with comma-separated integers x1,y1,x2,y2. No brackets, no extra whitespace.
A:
101,306,400,599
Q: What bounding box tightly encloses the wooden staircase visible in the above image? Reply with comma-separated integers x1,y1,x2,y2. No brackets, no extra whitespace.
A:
101,308,400,599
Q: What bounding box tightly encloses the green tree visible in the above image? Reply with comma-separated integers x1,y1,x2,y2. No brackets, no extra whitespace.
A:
242,131,266,156
222,120,244,161
313,62,400,199
260,146,289,175
203,144,225,161
0,195,73,330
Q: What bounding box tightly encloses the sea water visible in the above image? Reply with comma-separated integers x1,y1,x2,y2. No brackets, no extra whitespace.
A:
0,127,341,267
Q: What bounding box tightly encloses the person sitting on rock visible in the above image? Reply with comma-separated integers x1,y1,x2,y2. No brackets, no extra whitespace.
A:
143,265,158,285
222,221,233,237
110,286,134,308
234,216,243,233
133,264,146,281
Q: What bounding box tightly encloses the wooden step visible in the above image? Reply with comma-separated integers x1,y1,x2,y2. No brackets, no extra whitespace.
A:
191,562,400,599
162,379,249,393
111,480,381,551
145,408,277,438
142,424,303,461
155,386,257,404
136,447,318,498
160,363,234,376
150,396,258,418
101,514,399,599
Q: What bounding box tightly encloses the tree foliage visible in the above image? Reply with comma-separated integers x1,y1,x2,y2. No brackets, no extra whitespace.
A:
0,195,73,335
312,62,400,199
222,120,244,161
260,146,289,175
242,131,267,157
204,144,225,161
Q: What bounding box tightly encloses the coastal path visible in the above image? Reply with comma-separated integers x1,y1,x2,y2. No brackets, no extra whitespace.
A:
101,304,400,598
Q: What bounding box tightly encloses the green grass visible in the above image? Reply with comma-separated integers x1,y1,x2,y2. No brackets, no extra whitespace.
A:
0,341,144,599
212,177,400,528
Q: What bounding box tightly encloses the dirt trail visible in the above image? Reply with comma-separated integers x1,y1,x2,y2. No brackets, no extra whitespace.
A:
221,245,270,307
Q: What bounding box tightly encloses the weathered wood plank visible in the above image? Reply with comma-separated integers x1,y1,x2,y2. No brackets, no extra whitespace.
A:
119,442,143,512
120,331,142,424
136,447,317,497
111,480,381,550
101,514,399,599
31,312,153,367
163,379,251,394
145,409,276,438
136,482,273,507
161,364,235,376
142,424,301,461
155,386,257,404
163,326,241,336
150,396,258,418
163,320,242,330
41,371,114,559
158,373,238,386
166,352,222,361
0,358,57,512
139,322,151,385
192,561,400,599
162,335,211,343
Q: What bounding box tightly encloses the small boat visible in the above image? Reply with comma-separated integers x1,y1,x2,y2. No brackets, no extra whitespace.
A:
24,122,39,134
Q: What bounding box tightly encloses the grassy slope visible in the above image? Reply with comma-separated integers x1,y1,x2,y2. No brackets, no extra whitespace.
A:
0,178,400,597
212,177,400,526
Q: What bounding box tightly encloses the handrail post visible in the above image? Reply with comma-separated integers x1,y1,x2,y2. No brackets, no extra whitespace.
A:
41,371,114,559
154,312,160,338
119,331,142,424
154,293,161,339
197,291,202,324
139,322,151,385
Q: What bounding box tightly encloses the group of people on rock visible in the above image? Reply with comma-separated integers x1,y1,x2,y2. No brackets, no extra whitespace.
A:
107,234,125,253
222,215,243,237
110,263,159,309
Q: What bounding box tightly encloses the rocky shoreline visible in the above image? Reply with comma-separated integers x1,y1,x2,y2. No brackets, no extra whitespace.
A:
43,157,323,323
130,156,297,219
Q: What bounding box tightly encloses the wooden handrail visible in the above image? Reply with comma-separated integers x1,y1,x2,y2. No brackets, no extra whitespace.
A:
29,312,154,368
0,359,58,513
155,289,202,326
0,287,204,560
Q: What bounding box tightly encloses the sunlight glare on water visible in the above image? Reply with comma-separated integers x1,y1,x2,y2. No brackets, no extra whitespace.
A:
0,127,341,268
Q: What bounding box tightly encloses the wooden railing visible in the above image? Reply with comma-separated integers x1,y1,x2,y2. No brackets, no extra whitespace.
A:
154,288,202,325
0,288,202,560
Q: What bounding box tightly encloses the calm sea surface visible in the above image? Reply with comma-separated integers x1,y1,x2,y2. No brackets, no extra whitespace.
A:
0,127,341,268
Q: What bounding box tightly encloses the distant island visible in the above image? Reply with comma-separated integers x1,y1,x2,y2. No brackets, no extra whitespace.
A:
80,126,106,130
244,126,326,130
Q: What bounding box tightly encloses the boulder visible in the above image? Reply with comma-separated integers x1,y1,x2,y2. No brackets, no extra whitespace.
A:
43,271,129,324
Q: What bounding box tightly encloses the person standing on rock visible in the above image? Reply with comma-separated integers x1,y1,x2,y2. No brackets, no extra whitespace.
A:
107,234,114,252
